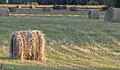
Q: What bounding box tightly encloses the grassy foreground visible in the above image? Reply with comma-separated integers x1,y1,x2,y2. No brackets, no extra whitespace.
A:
0,10,119,70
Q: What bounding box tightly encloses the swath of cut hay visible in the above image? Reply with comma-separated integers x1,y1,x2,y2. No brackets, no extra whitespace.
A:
0,8,9,16
10,30,45,61
10,14,80,17
104,7,120,22
88,10,100,19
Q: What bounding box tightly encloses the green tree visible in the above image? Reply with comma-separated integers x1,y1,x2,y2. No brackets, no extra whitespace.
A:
0,0,4,4
113,0,120,8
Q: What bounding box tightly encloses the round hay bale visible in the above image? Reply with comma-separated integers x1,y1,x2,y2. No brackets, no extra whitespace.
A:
42,7,51,12
30,5,35,9
53,5,62,10
70,6,78,11
88,10,100,19
0,8,9,16
62,5,67,9
10,30,45,61
104,7,120,22
16,5,21,8
8,7,17,12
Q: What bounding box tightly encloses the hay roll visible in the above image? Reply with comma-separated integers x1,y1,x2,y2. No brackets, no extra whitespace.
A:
30,5,35,9
53,5,62,10
16,5,21,8
42,7,51,12
70,6,78,11
0,8,9,16
104,7,120,22
88,10,100,19
10,30,45,61
8,7,17,12
62,5,67,9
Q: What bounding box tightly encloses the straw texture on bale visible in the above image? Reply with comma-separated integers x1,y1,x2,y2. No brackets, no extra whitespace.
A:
10,30,45,61
0,8,9,16
42,7,51,12
53,5,62,10
104,7,120,22
70,6,78,11
88,10,100,19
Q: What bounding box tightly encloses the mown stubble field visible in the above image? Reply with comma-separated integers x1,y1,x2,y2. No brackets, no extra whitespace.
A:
0,9,120,70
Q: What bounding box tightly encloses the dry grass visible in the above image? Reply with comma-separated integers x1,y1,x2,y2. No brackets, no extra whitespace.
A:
10,14,81,17
10,30,45,61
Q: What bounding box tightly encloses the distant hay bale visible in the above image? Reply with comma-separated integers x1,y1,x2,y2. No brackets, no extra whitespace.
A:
88,10,100,19
53,5,62,10
0,8,9,16
62,5,67,9
30,5,35,9
8,7,17,12
42,7,51,12
70,6,78,11
104,7,120,22
0,63,4,70
16,5,21,8
10,30,45,61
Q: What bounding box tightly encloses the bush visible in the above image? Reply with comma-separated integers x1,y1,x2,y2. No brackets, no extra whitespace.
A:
31,2,38,5
104,0,120,8
113,0,120,8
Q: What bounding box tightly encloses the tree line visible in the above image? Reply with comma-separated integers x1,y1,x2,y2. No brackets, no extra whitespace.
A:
0,0,104,5
0,0,120,8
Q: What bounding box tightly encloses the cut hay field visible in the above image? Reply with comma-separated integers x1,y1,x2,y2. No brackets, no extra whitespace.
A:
0,9,120,70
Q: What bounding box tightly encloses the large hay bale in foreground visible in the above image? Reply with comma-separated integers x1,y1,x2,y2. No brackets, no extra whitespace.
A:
42,7,51,12
70,6,78,11
104,7,120,22
10,30,45,61
0,8,9,16
88,10,100,19
53,5,62,10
